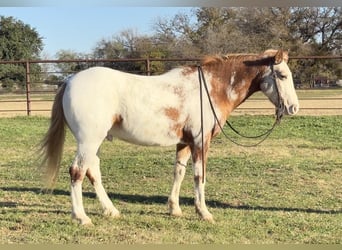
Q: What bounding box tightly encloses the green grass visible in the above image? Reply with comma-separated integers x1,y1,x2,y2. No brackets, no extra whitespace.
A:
0,115,341,243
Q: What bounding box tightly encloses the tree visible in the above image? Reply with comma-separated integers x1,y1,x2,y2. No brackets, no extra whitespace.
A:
55,50,89,74
289,7,342,54
153,11,201,57
0,16,43,90
153,7,341,87
93,29,169,74
286,7,342,85
46,49,91,85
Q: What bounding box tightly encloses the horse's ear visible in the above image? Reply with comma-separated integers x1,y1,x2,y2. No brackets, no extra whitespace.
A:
274,49,283,64
283,50,289,63
274,49,289,64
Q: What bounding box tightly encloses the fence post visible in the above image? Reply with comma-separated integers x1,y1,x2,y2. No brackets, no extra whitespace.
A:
25,61,31,116
146,58,151,76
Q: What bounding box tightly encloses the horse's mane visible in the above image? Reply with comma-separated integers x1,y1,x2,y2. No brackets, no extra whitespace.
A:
202,53,257,66
201,50,280,67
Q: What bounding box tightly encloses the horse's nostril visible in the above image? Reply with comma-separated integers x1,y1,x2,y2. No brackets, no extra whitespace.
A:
289,104,299,115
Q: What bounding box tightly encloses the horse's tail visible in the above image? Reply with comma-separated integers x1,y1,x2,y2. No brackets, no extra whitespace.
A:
40,83,67,189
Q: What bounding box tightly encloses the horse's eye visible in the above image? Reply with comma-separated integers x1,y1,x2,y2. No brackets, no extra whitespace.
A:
278,73,287,80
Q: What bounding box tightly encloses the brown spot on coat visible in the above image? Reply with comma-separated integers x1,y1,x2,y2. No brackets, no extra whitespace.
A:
164,107,188,140
69,166,84,182
181,127,194,145
112,114,123,127
173,86,185,98
181,66,197,76
172,123,184,139
194,175,202,184
86,169,95,185
164,107,180,121
106,114,123,141
176,144,191,162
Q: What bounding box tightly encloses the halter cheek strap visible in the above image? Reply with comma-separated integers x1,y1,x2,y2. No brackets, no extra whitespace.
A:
270,64,286,123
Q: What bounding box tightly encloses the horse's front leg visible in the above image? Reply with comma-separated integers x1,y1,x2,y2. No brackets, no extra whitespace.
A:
191,143,214,222
168,144,191,217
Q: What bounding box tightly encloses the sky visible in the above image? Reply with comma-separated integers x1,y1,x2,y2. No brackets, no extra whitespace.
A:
0,1,337,58
0,7,193,58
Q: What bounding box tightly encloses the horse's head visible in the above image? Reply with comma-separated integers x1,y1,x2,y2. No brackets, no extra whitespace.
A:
259,49,299,117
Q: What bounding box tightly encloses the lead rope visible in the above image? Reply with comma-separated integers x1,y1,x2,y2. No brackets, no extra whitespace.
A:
198,65,205,183
197,65,284,150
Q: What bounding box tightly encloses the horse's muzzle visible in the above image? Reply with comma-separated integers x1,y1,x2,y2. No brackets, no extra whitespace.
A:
286,104,299,115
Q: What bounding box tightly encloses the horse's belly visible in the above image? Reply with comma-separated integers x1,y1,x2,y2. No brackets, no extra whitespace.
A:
109,126,180,147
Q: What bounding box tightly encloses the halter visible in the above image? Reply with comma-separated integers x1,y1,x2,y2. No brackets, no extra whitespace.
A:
197,62,285,144
197,63,285,182
225,63,286,143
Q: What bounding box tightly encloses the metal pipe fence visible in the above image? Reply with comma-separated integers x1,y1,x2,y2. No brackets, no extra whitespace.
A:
0,56,341,116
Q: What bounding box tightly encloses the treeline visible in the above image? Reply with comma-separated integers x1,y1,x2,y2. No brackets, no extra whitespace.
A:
0,7,341,90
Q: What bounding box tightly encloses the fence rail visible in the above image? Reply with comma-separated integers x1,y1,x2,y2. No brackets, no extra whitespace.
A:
0,56,341,116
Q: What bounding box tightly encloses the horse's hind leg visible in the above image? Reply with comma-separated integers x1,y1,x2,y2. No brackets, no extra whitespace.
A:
70,141,118,225
86,154,120,218
69,151,93,225
168,144,191,217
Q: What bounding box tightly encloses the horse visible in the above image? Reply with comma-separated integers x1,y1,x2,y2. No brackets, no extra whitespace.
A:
40,49,299,225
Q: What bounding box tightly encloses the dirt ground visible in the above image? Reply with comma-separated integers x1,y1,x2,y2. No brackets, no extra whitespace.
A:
233,96,342,116
0,94,342,117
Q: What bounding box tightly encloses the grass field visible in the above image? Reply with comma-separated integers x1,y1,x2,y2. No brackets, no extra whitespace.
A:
0,115,341,243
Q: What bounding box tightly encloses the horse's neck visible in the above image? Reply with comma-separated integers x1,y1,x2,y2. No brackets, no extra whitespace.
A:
237,73,262,104
210,62,262,114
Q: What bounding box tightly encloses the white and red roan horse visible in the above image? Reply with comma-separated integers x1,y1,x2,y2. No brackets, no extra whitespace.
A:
40,49,299,225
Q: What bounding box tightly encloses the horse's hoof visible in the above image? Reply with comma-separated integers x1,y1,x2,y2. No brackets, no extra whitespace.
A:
169,208,183,217
197,209,214,223
81,220,94,226
104,208,120,218
202,215,215,224
72,213,93,225
168,199,183,217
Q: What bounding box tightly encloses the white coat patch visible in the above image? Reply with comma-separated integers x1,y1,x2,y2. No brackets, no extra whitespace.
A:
227,87,238,101
230,71,236,85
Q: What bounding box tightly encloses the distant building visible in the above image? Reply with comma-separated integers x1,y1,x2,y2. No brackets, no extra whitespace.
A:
336,79,342,87
313,76,328,88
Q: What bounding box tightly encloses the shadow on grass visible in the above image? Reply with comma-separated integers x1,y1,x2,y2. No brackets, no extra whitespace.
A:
1,186,341,215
